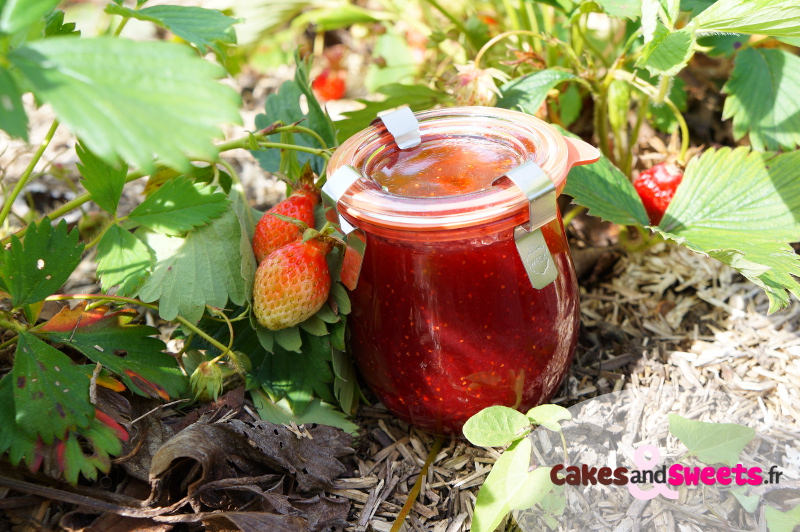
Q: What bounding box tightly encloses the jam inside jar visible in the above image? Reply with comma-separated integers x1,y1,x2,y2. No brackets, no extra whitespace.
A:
328,107,596,434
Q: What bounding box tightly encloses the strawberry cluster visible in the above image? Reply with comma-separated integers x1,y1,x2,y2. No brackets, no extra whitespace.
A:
251,171,340,331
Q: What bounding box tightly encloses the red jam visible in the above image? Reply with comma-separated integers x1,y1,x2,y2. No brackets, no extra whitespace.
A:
347,142,580,434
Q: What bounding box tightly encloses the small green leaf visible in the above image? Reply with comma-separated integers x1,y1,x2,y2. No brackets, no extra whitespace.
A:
230,186,257,301
463,405,531,447
560,128,649,226
291,4,385,32
96,224,154,297
315,303,340,324
274,326,302,352
330,315,346,351
722,48,800,151
594,0,641,18
252,392,358,435
730,487,760,513
138,207,251,323
0,218,84,308
77,142,127,214
765,503,800,532
0,0,59,34
636,24,695,76
129,176,229,235
299,314,329,336
332,349,357,414
293,52,337,149
641,0,660,41
364,30,417,92
668,414,755,466
497,69,577,116
330,283,351,315
10,37,241,173
13,333,93,445
472,439,553,532
0,66,28,140
105,4,238,55
692,0,800,38
44,10,79,37
526,404,572,431
656,147,800,312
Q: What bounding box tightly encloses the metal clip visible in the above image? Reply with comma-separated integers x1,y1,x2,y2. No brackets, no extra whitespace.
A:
378,106,421,149
494,161,559,290
322,165,366,290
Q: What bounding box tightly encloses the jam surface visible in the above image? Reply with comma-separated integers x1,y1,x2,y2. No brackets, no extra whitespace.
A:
370,137,520,197
348,140,579,434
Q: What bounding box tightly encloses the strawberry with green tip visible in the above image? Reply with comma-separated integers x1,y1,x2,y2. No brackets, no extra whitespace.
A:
253,224,343,331
252,165,320,263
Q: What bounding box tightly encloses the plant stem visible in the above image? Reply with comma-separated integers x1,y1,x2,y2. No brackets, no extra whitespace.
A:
561,205,587,227
624,94,650,176
0,316,23,333
390,435,445,532
421,0,471,43
0,120,59,228
613,71,690,164
0,335,19,351
475,30,578,70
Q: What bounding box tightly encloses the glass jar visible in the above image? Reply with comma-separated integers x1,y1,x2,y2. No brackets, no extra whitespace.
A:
327,107,599,434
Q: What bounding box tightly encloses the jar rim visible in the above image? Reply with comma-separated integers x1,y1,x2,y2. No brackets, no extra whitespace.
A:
327,107,569,233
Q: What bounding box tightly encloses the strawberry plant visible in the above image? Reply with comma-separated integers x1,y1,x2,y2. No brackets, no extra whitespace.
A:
321,0,800,313
0,1,357,485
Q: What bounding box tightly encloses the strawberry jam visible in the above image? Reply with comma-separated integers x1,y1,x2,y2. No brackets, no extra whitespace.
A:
346,138,579,434
328,107,597,435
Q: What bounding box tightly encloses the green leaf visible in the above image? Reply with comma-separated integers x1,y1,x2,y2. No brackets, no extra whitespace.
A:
722,48,800,151
274,326,303,352
330,282,351,315
129,177,229,235
138,207,251,323
13,333,93,444
336,83,448,143
656,147,800,312
77,143,127,214
636,24,695,76
252,392,358,435
668,414,755,466
299,314,329,336
560,128,649,226
332,349,357,414
680,0,714,16
293,52,336,150
364,30,417,92
595,0,641,18
641,0,660,42
647,76,687,133
555,83,582,127
96,224,154,297
472,439,553,532
463,406,530,447
0,0,59,34
230,185,257,302
10,37,241,173
526,404,572,431
44,10,79,37
291,4,385,32
105,4,237,55
692,0,800,37
0,66,28,140
730,487,760,513
39,306,187,399
766,503,800,532
0,218,84,308
498,69,577,116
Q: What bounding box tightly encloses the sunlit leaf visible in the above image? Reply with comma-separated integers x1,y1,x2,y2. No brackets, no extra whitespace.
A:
636,24,695,76
0,66,28,140
526,404,572,431
498,69,577,116
722,48,800,151
96,224,154,297
105,4,237,55
0,0,59,34
668,414,755,466
692,0,800,37
10,37,241,173
128,176,229,235
463,406,531,447
656,148,800,312
765,503,800,532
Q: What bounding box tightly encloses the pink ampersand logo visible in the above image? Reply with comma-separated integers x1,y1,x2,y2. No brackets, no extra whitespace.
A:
627,444,679,500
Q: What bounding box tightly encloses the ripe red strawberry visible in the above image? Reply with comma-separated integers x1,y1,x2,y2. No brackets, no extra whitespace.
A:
253,173,320,264
633,162,684,225
253,232,337,330
312,68,346,101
